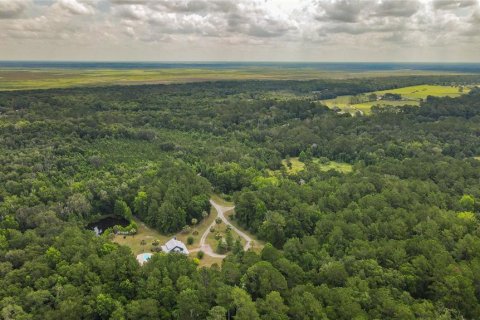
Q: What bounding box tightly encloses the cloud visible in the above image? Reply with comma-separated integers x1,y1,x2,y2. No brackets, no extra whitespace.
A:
1,0,480,61
0,0,30,18
433,0,478,10
372,0,420,17
112,0,296,40
54,0,95,15
315,0,369,23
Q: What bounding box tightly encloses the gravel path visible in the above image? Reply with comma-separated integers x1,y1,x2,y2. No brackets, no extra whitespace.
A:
193,199,252,258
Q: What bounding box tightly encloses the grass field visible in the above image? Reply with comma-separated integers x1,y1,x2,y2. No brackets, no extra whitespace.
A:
112,204,217,256
321,84,471,114
112,217,169,256
312,159,353,173
281,157,353,174
282,157,305,174
0,68,463,91
205,210,246,252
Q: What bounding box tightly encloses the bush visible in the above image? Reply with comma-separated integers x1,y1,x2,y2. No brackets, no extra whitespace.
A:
192,230,199,236
215,218,222,224
216,240,227,254
152,246,162,252
152,240,159,246
197,250,205,259
187,236,194,245
210,227,215,233
182,225,191,234
215,233,222,240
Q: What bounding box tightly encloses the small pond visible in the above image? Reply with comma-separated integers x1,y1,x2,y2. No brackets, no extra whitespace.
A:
87,216,129,235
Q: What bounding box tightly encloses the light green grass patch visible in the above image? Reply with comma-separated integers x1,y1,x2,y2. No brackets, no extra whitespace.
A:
312,160,353,173
0,68,466,91
282,157,305,174
321,84,471,114
281,157,352,174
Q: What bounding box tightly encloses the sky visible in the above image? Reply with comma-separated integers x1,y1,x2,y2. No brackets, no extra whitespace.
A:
0,0,479,62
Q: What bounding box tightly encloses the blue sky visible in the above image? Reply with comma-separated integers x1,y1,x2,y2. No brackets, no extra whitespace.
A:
0,0,479,62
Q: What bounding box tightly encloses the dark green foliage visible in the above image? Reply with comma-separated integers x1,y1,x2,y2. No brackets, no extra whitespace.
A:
1,77,480,319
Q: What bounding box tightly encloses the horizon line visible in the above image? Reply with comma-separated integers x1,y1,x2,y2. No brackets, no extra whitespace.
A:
1,60,480,64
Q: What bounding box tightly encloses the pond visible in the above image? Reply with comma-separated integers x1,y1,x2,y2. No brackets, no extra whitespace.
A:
87,216,129,235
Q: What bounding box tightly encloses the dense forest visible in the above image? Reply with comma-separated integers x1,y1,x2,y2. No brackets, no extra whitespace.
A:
1,75,480,319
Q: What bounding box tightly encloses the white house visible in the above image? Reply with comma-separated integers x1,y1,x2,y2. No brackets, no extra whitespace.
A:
161,237,189,255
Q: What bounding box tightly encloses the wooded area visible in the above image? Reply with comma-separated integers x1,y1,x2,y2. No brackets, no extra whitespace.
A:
1,75,480,319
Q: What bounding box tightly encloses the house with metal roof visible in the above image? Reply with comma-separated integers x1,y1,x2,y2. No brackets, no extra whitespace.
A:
161,237,189,255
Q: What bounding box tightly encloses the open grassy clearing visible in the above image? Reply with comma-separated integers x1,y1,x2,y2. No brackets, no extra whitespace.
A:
0,68,463,91
321,84,472,114
190,252,224,267
205,214,246,253
281,157,353,174
176,204,219,251
112,217,169,256
312,159,354,173
282,157,305,174
112,204,217,256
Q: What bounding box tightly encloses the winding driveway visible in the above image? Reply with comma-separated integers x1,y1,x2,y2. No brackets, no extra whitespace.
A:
192,199,252,258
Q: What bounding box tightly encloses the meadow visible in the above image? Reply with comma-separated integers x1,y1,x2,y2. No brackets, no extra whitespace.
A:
321,84,472,114
0,67,462,91
281,157,353,174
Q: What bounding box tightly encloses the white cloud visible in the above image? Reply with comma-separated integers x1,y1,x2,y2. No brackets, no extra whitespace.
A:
54,0,95,15
0,0,479,61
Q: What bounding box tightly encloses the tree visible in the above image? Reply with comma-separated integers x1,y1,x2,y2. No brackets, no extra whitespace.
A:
175,289,207,320
232,287,260,320
225,229,234,250
217,239,228,254
207,306,227,320
460,195,475,212
191,218,198,227
133,191,148,217
256,291,288,320
241,261,288,299
114,199,132,220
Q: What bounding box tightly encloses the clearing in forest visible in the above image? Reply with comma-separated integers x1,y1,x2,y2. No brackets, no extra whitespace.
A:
321,84,472,114
281,157,353,174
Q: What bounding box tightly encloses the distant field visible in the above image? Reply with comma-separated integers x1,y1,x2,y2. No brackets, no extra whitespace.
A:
0,68,463,91
321,84,472,114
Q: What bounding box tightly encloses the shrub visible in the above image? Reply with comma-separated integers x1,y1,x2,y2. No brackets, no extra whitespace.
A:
215,218,222,224
192,230,199,236
210,227,215,233
197,250,205,259
187,236,194,245
215,233,222,240
152,240,159,246
216,239,227,254
152,246,162,252
182,225,191,234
